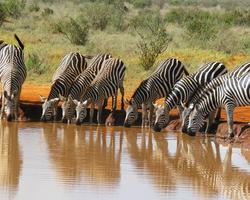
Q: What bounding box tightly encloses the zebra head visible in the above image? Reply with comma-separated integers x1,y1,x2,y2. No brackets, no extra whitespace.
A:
61,95,77,124
40,96,60,122
181,105,193,133
187,103,204,136
153,104,170,132
124,98,138,127
3,90,17,121
75,100,89,125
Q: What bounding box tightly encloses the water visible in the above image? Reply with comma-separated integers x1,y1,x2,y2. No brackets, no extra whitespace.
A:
0,121,250,200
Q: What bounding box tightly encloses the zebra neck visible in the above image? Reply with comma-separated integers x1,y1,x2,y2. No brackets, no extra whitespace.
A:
82,86,98,102
198,87,221,117
131,85,150,106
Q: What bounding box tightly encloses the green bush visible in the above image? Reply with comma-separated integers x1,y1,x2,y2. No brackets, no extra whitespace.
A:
26,53,46,75
0,3,6,26
133,0,151,8
29,3,40,12
55,18,89,45
3,0,26,19
221,9,250,26
136,14,172,70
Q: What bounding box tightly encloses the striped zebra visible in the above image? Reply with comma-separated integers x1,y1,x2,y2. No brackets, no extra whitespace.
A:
181,62,250,133
74,58,125,125
0,34,26,121
61,53,112,123
123,58,189,128
153,61,227,132
40,52,88,121
187,72,250,138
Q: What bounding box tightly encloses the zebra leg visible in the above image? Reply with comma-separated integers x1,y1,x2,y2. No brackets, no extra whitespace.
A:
97,101,103,125
148,103,154,127
141,103,147,127
0,92,5,119
111,92,118,114
119,81,125,111
225,104,235,138
102,98,107,109
90,103,95,124
205,112,216,134
177,105,184,121
214,107,221,123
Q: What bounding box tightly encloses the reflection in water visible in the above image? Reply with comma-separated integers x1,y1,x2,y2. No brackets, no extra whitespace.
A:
0,123,249,200
0,122,22,200
42,124,123,186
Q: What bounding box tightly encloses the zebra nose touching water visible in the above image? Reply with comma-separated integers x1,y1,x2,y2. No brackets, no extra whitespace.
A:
153,61,227,132
0,34,26,121
124,58,189,128
74,58,126,125
187,72,250,138
39,52,88,122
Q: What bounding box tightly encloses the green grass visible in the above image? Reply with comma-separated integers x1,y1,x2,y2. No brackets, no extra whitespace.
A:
1,0,250,93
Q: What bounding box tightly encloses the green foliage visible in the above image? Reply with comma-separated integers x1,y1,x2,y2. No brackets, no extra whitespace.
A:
28,3,40,12
0,3,6,26
26,53,46,75
41,7,54,17
3,0,26,19
55,18,89,45
136,14,172,70
132,0,151,8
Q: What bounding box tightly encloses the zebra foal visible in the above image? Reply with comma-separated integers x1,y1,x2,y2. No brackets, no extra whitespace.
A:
74,58,125,125
61,53,112,123
40,52,88,121
153,61,227,132
124,58,189,127
187,72,250,138
0,34,26,121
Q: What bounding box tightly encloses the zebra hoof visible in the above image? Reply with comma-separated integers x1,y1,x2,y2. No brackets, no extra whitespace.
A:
153,124,162,132
181,126,188,133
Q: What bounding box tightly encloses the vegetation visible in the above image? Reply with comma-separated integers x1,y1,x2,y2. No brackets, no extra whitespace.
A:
0,0,250,92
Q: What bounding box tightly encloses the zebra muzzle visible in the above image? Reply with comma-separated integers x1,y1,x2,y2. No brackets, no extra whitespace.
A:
7,115,13,122
187,128,196,136
123,121,131,127
153,123,162,132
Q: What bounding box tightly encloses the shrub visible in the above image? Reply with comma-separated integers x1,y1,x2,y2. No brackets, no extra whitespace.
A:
136,14,172,70
55,18,89,45
26,53,46,75
29,4,40,12
3,0,26,19
0,3,6,26
133,0,151,8
41,7,54,17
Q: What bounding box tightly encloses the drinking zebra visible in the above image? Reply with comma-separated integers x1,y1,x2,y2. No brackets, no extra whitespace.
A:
0,34,26,121
61,53,112,123
153,61,227,132
40,52,88,121
187,72,250,138
123,58,189,127
74,58,125,125
181,62,250,133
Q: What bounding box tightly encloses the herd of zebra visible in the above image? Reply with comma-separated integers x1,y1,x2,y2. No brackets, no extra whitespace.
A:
0,35,250,138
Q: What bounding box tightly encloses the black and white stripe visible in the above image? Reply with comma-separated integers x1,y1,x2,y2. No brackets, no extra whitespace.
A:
0,34,26,121
187,72,250,138
124,58,189,127
40,52,88,121
181,62,250,133
74,58,126,125
153,61,227,132
61,53,112,123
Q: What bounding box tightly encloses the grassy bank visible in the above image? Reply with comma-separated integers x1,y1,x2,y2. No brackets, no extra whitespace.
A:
1,0,250,92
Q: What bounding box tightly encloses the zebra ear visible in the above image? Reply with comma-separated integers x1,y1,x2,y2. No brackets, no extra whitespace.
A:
189,103,194,110
39,95,47,103
52,98,60,103
82,100,88,106
68,95,73,102
59,94,66,101
153,103,158,109
11,90,18,99
4,91,11,100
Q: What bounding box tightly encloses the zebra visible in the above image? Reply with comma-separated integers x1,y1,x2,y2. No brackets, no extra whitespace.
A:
123,58,189,128
0,34,26,121
187,72,250,138
61,53,112,123
74,58,125,125
40,52,88,121
153,61,227,132
181,62,250,133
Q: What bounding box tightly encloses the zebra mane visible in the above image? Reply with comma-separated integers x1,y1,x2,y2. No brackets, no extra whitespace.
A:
131,79,148,99
14,34,24,50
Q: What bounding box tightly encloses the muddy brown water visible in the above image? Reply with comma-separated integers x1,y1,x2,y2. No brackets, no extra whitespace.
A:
0,121,250,200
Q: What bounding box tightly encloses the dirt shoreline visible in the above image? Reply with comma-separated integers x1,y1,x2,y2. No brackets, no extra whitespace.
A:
18,84,250,148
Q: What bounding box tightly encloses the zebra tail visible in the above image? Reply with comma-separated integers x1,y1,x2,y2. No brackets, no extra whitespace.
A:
14,34,24,50
183,67,189,76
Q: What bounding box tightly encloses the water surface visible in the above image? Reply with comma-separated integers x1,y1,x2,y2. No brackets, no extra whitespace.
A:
0,122,250,200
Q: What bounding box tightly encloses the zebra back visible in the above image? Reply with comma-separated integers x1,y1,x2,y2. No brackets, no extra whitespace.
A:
131,58,188,106
68,53,112,100
82,58,126,101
